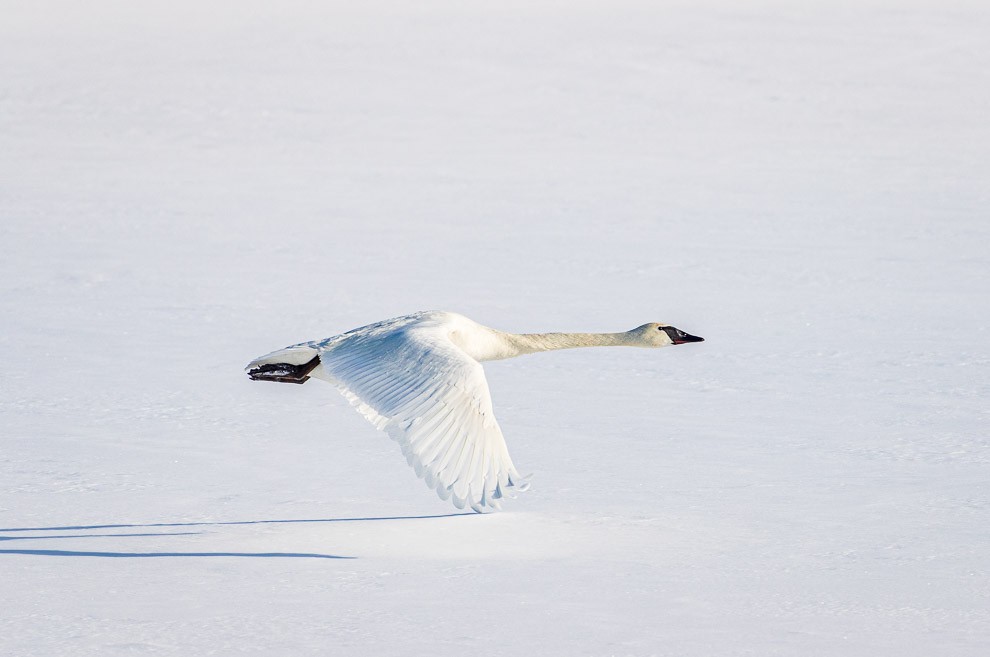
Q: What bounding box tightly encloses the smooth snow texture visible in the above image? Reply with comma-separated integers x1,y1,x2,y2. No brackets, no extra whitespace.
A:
247,311,700,512
2,1,989,656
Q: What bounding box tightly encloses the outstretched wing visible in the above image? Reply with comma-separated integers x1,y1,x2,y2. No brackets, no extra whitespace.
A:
315,324,528,512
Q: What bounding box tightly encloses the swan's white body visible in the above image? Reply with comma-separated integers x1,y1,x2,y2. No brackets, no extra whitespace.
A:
247,311,703,512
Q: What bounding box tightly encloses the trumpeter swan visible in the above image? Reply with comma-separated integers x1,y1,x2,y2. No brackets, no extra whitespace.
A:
246,311,703,512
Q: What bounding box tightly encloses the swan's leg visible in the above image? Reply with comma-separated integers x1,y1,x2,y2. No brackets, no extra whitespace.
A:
247,355,321,384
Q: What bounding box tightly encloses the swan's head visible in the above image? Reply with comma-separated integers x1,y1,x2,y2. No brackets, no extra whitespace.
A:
629,323,705,348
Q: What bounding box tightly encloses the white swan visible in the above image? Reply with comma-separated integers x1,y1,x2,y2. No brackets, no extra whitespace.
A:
246,311,703,512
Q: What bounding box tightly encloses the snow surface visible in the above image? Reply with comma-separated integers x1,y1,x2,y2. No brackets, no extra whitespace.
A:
2,1,989,655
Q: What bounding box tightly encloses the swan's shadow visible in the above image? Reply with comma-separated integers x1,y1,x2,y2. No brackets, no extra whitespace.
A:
0,549,351,559
0,513,472,560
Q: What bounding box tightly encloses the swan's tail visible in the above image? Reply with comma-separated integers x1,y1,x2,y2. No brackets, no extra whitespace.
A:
246,345,321,384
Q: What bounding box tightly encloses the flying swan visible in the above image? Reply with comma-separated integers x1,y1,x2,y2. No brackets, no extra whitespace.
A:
246,311,703,512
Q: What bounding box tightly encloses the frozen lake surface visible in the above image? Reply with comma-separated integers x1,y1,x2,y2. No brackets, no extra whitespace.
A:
2,1,988,655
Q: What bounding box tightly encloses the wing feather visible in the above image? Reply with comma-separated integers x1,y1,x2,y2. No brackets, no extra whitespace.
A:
315,324,526,512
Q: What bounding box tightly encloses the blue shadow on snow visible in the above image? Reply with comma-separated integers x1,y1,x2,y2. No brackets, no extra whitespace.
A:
0,549,350,559
0,513,473,560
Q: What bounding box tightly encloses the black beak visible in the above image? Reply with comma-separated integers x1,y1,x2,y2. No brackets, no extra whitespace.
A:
663,326,705,345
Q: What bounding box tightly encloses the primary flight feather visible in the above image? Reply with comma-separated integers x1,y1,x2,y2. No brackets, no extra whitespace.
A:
246,311,704,513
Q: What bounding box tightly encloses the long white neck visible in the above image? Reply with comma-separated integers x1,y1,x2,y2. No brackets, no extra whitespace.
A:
490,330,637,360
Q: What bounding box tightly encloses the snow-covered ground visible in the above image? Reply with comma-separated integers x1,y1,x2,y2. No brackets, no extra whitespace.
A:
2,1,988,655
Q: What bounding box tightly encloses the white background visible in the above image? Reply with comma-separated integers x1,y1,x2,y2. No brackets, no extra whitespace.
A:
2,1,988,655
